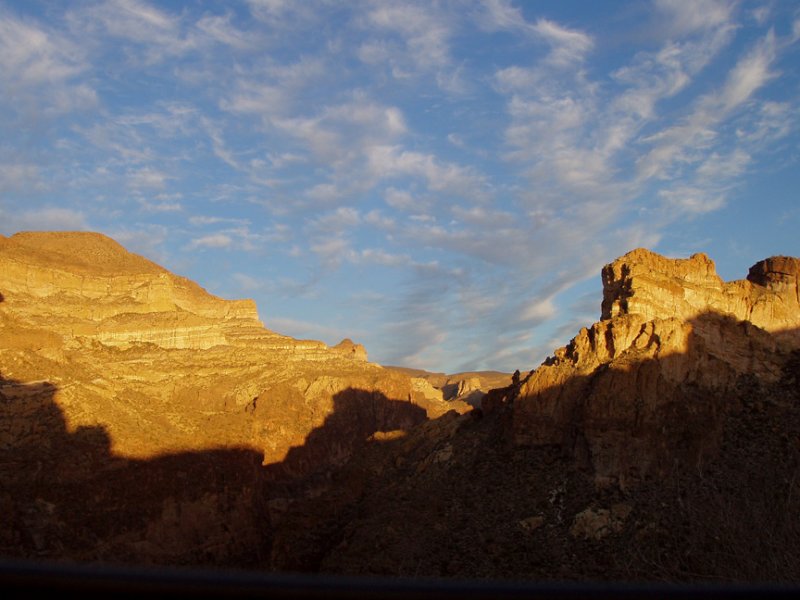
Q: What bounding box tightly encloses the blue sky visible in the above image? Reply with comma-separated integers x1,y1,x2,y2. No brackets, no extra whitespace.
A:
1,1,798,373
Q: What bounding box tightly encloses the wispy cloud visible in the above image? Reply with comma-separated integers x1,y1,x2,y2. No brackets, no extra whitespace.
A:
187,233,233,250
0,206,89,234
0,9,96,114
1,1,797,373
361,2,454,74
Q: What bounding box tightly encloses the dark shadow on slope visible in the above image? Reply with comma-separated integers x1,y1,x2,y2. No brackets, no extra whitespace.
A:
510,313,800,490
502,314,800,582
1,311,800,591
0,369,430,573
260,388,429,572
264,388,427,482
266,313,800,584
0,372,269,568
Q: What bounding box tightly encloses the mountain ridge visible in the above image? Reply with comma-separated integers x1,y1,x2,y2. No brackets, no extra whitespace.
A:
2,231,799,582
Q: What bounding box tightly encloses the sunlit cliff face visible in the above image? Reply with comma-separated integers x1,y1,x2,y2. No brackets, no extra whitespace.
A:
0,232,471,464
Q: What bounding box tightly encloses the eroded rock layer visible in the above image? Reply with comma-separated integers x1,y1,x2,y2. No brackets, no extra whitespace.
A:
514,248,800,488
0,231,467,566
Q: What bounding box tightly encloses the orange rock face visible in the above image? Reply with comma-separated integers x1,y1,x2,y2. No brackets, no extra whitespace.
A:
0,231,468,565
515,248,800,489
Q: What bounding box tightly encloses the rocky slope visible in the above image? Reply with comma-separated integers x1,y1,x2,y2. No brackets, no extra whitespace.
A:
265,249,800,582
0,231,468,567
386,366,514,407
514,249,800,489
2,234,799,583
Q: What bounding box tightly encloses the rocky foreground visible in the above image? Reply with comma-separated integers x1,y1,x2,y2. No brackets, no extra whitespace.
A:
1,231,799,583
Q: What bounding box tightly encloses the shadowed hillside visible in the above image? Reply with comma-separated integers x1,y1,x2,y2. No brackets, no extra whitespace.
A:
2,234,800,588
250,318,800,582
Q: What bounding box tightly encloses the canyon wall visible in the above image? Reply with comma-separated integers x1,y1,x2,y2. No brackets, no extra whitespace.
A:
0,231,468,566
513,248,800,488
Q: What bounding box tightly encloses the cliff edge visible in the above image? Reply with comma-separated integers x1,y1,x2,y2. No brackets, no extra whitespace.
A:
514,248,800,488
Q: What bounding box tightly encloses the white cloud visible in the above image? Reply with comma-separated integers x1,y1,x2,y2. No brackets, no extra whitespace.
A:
519,297,556,323
0,206,88,235
128,167,170,189
717,30,777,111
272,98,407,166
364,3,453,71
736,101,795,145
494,65,541,92
69,0,193,63
696,149,750,180
367,145,487,199
658,187,726,215
636,30,779,183
655,0,734,36
477,6,594,67
310,236,351,267
357,39,393,65
384,187,419,210
351,248,411,267
477,0,529,32
138,198,183,213
232,272,263,291
532,19,594,66
363,209,396,230
189,215,250,226
312,207,362,231
187,233,233,249
0,164,41,193
0,10,97,114
195,13,260,50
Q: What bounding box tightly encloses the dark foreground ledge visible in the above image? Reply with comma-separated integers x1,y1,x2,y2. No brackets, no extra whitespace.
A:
1,559,798,599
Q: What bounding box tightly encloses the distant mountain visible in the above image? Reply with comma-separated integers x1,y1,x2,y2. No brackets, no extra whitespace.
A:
385,365,513,406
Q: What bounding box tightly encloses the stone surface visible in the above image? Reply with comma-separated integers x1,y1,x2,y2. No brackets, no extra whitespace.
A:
515,248,800,488
0,231,469,566
570,504,631,540
601,248,800,342
331,338,368,361
4,236,800,582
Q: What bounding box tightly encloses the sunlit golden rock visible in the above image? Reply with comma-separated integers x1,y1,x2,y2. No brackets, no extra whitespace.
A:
514,248,800,489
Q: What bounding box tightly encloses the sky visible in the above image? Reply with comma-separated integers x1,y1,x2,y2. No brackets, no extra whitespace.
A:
1,0,798,374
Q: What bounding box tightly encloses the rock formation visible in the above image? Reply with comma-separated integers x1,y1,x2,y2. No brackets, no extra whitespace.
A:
272,248,800,582
387,366,513,407
331,338,368,361
601,249,800,340
513,248,800,488
4,235,800,584
0,231,468,566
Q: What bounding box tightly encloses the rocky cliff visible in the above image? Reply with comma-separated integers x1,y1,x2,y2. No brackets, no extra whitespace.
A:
266,248,800,582
3,236,800,583
0,231,468,567
601,249,800,339
513,248,800,488
0,232,261,348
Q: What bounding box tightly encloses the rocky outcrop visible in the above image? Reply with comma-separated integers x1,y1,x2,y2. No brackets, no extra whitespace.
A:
0,232,262,350
514,248,800,489
601,249,800,341
331,338,368,361
0,231,469,566
388,366,513,407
